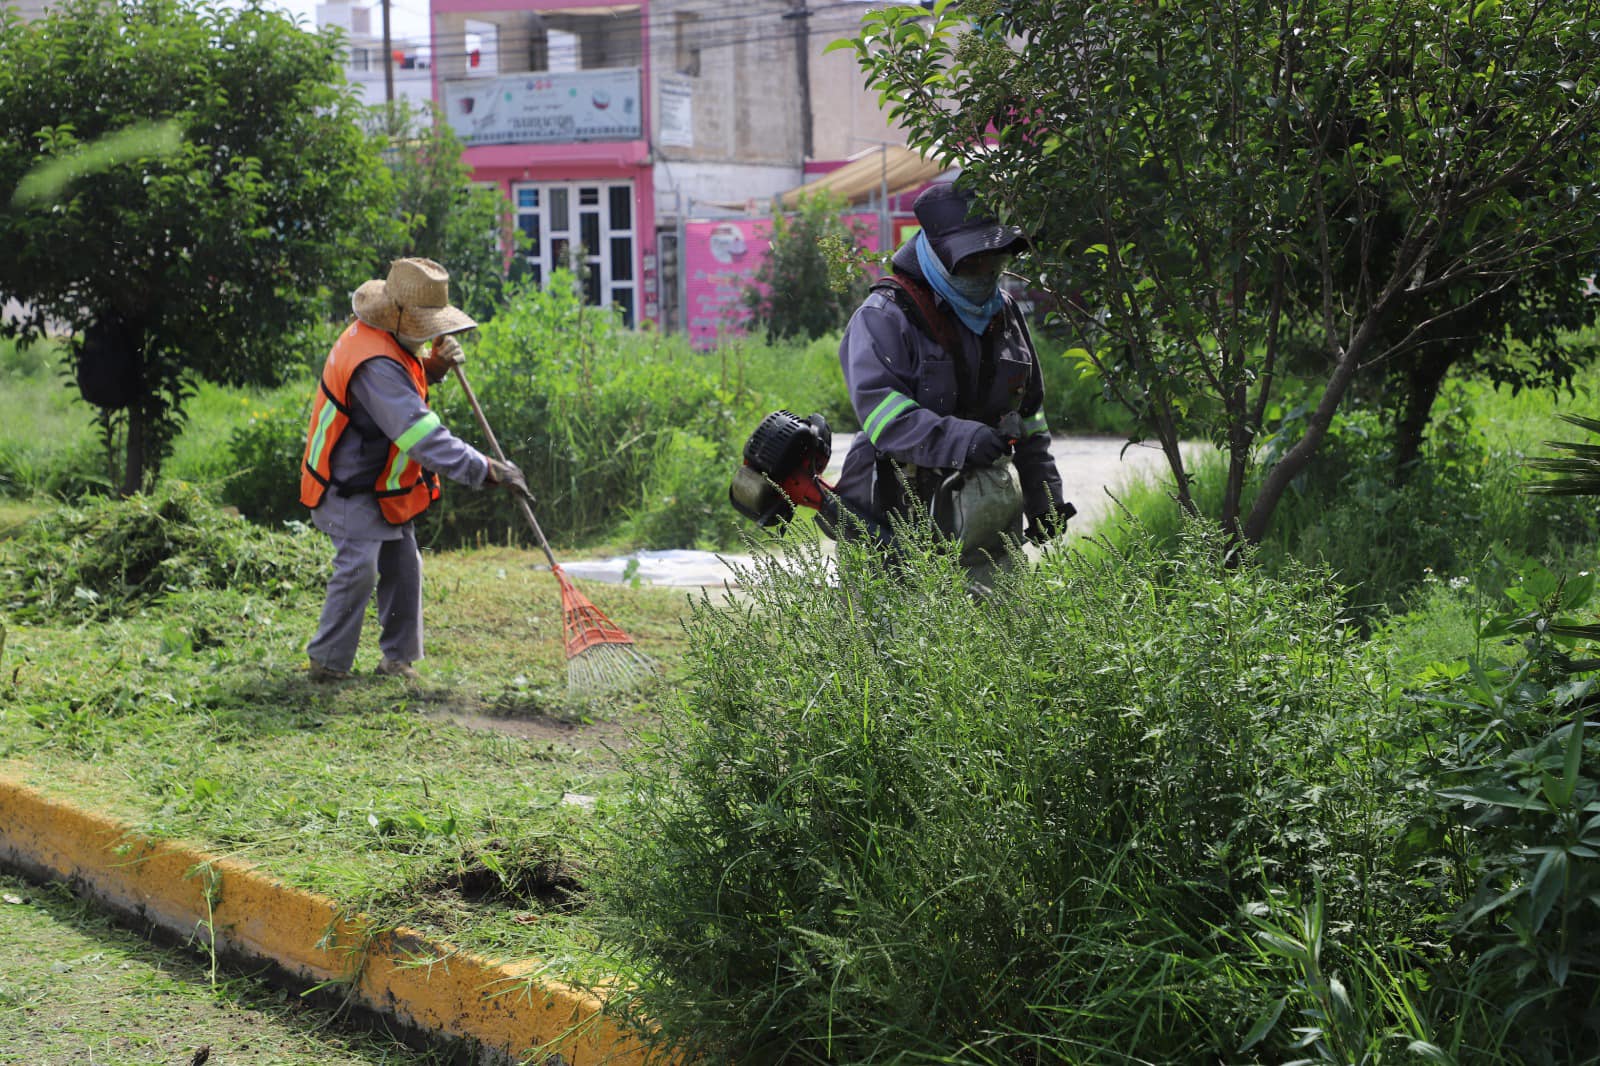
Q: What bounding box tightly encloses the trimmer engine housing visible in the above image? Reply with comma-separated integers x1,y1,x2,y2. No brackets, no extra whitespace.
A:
728,410,833,527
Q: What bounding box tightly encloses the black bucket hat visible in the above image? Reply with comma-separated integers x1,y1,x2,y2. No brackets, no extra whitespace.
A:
913,182,1031,270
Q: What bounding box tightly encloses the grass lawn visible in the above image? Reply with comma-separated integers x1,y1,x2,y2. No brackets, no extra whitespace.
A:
0,871,452,1065
1,527,698,974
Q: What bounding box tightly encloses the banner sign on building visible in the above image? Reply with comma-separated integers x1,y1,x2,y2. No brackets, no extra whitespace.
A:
443,68,642,146
658,77,693,148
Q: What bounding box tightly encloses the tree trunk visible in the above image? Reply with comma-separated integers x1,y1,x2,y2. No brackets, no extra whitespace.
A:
1240,313,1386,544
121,403,146,498
1390,348,1453,478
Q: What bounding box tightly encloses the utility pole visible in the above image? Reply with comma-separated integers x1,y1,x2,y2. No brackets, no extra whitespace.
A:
784,1,814,161
851,136,897,253
879,144,889,251
381,0,396,132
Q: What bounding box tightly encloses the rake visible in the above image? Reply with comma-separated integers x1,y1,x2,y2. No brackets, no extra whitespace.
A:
452,365,656,695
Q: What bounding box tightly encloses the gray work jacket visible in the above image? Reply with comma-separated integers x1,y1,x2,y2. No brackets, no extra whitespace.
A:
834,250,1064,525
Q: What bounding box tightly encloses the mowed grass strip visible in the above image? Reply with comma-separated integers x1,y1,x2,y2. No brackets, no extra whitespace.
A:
1,531,694,968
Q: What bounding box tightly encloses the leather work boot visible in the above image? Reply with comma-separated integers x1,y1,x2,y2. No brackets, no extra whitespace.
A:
375,658,421,680
307,658,352,683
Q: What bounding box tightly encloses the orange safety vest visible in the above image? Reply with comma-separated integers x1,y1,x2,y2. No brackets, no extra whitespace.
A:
300,321,441,525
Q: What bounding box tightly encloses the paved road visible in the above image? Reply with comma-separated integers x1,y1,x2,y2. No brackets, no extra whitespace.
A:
561,434,1194,587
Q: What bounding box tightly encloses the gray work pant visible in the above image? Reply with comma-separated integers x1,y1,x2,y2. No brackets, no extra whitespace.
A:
306,526,424,672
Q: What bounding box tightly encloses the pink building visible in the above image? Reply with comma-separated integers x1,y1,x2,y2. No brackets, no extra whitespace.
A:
421,0,932,335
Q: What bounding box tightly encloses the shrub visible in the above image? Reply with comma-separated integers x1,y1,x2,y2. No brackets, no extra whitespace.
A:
622,429,741,550
744,192,872,342
596,521,1419,1063
219,387,312,528
425,275,854,550
1105,384,1600,615
1409,561,1600,1061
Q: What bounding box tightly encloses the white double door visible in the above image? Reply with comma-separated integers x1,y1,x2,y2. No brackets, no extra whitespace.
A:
513,180,637,326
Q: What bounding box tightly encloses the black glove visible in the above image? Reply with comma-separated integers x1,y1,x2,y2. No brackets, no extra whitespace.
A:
1026,501,1077,544
964,426,1010,468
485,457,530,499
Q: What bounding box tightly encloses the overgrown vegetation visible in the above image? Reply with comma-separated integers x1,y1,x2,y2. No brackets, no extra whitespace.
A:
217,276,853,550
594,517,1600,1063
597,526,1398,1062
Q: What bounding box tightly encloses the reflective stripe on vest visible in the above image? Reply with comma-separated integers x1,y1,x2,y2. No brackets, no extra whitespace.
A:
300,321,440,525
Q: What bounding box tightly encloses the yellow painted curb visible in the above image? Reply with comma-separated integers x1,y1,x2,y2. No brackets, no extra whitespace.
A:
0,775,649,1065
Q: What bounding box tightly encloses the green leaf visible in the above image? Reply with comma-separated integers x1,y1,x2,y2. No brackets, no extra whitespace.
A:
1438,785,1549,811
1527,849,1568,934
1239,997,1286,1052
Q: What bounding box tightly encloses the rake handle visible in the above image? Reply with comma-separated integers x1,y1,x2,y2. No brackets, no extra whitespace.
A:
451,363,560,572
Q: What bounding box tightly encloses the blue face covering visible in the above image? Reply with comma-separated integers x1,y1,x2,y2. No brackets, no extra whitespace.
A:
914,231,1005,335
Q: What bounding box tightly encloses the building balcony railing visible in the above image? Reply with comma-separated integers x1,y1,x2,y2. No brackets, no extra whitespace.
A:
440,66,642,148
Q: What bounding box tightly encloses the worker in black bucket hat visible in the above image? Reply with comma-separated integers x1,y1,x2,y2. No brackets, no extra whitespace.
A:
832,180,1074,592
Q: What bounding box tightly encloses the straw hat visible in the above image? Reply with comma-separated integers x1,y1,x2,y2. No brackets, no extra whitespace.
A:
351,257,477,341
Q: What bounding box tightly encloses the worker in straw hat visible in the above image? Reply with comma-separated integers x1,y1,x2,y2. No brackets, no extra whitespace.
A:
300,257,527,682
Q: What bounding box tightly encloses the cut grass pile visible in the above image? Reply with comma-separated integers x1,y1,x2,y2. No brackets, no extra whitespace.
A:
0,485,694,971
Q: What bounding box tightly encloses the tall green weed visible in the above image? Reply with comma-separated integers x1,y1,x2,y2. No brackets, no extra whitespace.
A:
596,522,1420,1063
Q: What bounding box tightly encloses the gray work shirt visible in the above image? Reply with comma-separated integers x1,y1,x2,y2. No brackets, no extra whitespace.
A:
309,355,491,542
834,247,1065,522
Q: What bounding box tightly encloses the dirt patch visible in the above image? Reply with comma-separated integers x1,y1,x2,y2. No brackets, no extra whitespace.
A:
421,705,637,753
417,841,588,912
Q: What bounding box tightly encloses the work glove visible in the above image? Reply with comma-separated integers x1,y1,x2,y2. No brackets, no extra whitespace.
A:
422,334,466,385
1026,501,1078,544
964,426,1010,468
485,457,530,499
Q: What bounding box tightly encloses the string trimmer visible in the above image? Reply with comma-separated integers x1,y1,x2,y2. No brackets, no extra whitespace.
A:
452,365,655,695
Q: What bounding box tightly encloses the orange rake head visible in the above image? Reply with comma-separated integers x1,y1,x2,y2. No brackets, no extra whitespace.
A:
551,564,656,694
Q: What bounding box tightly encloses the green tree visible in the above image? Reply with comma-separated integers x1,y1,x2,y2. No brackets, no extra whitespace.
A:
366,103,515,325
848,0,1600,543
744,192,871,342
0,0,392,495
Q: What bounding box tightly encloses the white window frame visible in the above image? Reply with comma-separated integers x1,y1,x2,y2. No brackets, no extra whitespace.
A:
513,179,637,325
